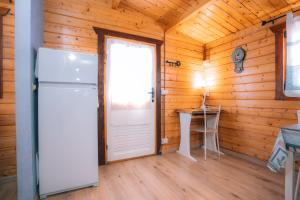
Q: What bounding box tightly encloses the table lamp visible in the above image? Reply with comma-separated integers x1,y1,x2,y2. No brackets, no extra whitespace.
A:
193,73,208,109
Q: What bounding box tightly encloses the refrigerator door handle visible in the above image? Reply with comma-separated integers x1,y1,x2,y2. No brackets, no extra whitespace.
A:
36,153,39,185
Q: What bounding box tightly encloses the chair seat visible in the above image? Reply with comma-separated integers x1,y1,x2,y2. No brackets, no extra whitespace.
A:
191,127,217,133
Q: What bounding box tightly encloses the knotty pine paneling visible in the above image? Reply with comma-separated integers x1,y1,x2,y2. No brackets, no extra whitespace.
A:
44,0,163,52
43,0,203,155
175,0,300,43
0,1,15,178
161,31,204,152
205,24,300,161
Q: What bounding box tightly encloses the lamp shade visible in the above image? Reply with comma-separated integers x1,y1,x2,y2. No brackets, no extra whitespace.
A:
193,73,206,88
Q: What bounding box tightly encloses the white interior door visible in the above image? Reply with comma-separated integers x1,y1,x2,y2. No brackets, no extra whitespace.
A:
106,37,156,161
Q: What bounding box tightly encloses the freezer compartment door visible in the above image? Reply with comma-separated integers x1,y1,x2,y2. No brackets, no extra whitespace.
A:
36,48,98,84
38,84,98,196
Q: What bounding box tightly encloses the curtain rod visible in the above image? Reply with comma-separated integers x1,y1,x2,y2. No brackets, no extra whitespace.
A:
262,8,300,26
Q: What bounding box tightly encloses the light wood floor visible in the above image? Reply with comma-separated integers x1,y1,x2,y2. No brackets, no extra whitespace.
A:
0,178,17,200
0,149,285,200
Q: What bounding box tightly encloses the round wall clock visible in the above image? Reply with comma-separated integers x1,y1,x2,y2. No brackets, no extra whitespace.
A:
231,47,246,73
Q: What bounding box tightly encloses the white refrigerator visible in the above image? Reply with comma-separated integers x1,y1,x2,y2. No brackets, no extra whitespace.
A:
36,48,99,198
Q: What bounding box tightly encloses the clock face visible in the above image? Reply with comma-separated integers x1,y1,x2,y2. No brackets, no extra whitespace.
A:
232,47,245,63
232,47,245,74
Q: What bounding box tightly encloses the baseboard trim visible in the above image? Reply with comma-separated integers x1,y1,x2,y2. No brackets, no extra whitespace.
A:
0,175,16,185
161,143,203,154
220,148,267,167
162,145,268,167
161,146,177,154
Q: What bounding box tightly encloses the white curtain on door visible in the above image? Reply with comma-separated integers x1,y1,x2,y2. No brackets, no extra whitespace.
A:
285,12,300,97
106,38,155,110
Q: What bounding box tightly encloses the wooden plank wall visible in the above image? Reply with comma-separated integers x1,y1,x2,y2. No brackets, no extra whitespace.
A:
43,1,203,156
161,32,203,152
0,0,206,179
205,24,300,160
0,1,15,178
44,0,163,51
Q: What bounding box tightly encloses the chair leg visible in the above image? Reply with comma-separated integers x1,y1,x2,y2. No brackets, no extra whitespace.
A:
216,131,221,160
295,167,300,200
204,132,207,160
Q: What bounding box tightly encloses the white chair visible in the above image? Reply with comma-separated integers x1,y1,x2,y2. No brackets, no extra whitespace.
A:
191,105,221,160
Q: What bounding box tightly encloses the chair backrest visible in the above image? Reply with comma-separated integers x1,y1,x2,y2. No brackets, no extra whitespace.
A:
298,110,300,124
203,105,221,130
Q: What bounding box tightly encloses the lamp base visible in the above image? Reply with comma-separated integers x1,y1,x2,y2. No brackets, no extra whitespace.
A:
201,93,207,109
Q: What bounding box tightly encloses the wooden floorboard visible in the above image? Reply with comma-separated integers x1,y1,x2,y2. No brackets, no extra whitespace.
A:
0,149,285,200
0,177,17,200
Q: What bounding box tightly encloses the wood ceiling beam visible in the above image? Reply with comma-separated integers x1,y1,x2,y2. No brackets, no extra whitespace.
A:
165,0,215,32
112,0,121,9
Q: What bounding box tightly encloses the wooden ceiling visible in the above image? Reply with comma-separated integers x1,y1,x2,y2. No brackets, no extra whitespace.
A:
175,0,300,43
120,0,197,25
116,0,300,43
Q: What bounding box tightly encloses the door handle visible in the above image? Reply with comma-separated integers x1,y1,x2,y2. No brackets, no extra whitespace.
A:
148,87,155,102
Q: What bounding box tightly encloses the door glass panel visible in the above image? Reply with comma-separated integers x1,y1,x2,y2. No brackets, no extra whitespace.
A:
106,38,155,110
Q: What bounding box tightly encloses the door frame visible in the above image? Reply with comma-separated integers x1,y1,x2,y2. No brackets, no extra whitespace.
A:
94,27,163,165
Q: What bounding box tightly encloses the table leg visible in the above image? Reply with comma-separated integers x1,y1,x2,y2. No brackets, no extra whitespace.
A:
206,132,218,152
205,117,224,155
204,132,224,154
286,151,295,200
177,113,197,162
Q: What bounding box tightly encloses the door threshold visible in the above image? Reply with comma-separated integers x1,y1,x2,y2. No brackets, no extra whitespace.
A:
105,154,157,164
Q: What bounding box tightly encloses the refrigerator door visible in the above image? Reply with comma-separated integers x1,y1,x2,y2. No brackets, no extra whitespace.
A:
38,83,98,196
36,48,98,84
